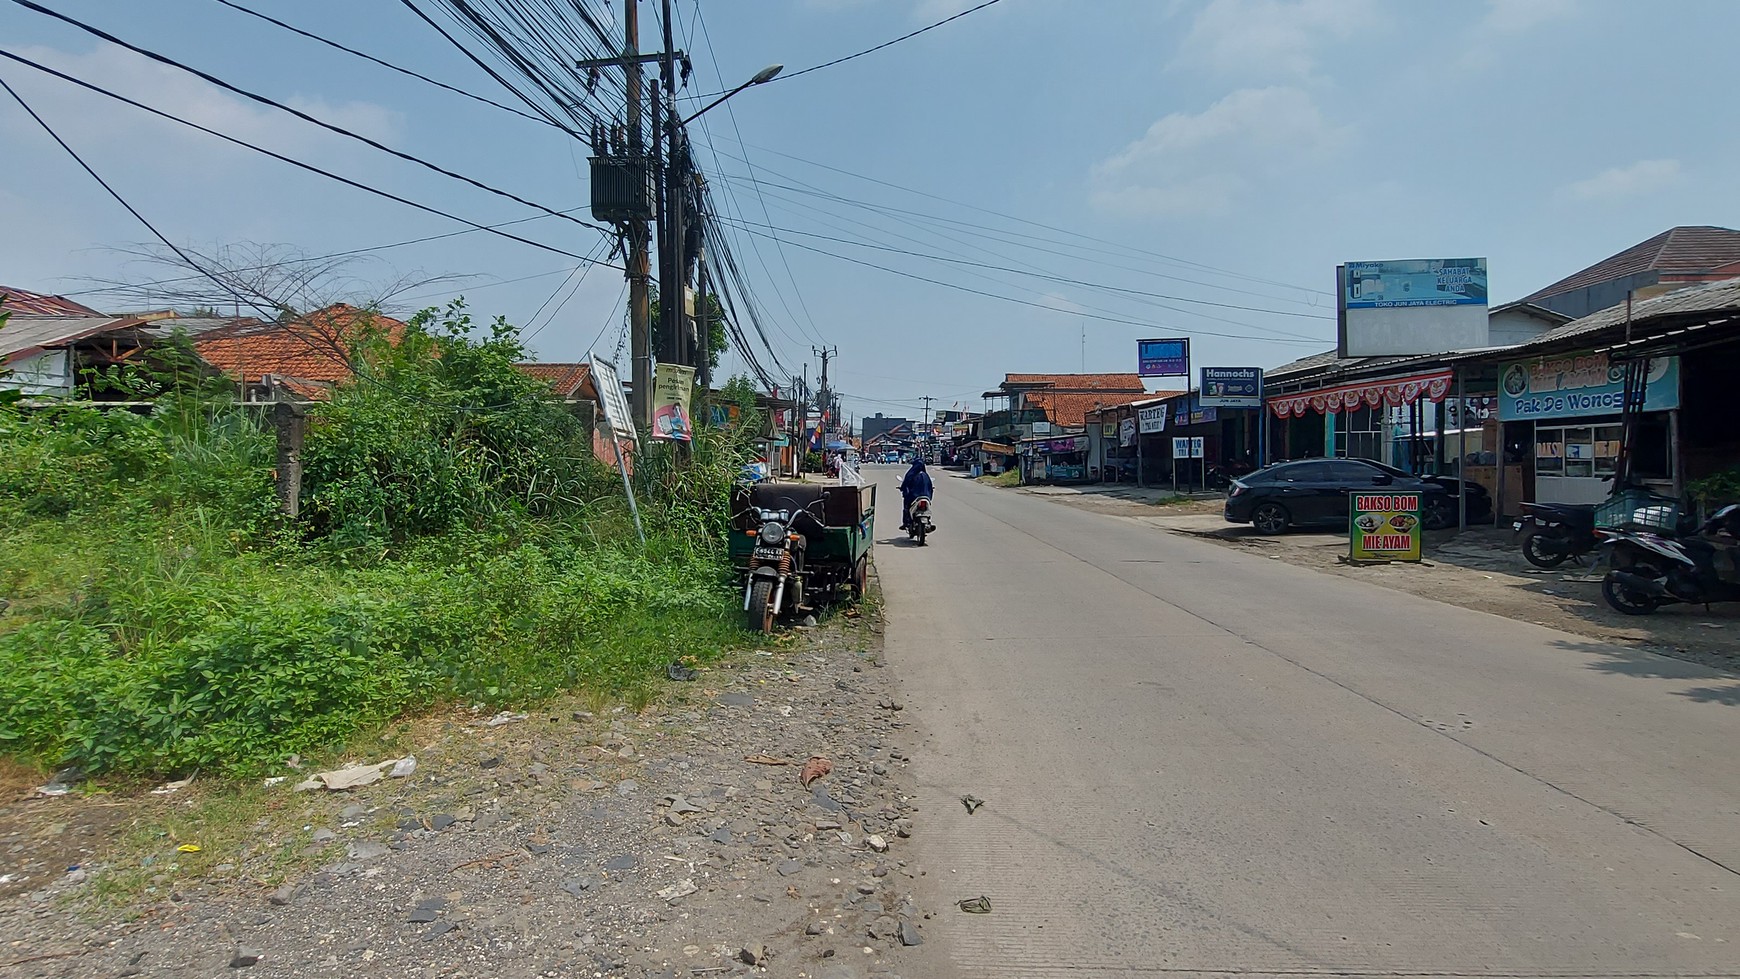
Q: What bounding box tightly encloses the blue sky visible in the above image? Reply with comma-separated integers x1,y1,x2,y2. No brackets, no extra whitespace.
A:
4,0,1739,425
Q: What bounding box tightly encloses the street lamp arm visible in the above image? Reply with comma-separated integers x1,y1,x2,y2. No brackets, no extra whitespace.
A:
680,64,782,124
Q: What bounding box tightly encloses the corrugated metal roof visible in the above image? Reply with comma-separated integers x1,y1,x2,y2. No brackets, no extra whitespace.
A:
0,286,102,316
1,315,142,363
1523,275,1740,348
1521,226,1740,305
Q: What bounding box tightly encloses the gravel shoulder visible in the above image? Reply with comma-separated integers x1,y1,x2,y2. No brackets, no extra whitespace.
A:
0,587,932,979
1017,484,1740,677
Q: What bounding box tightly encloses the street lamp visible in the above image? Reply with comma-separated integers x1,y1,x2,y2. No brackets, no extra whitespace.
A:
681,64,783,124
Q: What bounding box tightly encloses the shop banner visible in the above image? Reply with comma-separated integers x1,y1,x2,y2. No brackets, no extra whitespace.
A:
1173,394,1219,426
1138,405,1168,433
650,363,696,442
1049,464,1086,480
1497,353,1680,421
1138,337,1190,377
1269,370,1453,418
1349,493,1422,562
1120,417,1138,447
1044,436,1086,454
1200,367,1263,408
1171,437,1203,459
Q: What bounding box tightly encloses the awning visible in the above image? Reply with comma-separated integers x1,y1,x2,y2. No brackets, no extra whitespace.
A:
1269,369,1453,418
974,441,1016,456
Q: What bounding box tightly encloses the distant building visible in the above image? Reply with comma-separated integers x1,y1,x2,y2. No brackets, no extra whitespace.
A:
988,372,1150,428
860,412,914,444
1520,225,1740,320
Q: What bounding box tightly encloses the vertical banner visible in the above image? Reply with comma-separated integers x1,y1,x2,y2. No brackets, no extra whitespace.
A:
651,363,696,442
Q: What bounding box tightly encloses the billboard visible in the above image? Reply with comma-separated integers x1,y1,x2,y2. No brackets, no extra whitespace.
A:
1338,258,1489,357
1497,353,1679,421
1138,338,1189,377
1200,367,1263,408
588,354,637,443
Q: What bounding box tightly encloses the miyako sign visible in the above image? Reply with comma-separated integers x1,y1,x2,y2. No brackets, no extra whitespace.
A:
1497,352,1679,421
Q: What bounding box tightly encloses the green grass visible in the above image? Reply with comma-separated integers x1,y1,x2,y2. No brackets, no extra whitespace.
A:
979,470,1022,488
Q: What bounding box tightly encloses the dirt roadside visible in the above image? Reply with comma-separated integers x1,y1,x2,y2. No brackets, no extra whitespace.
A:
0,592,933,979
1014,485,1740,679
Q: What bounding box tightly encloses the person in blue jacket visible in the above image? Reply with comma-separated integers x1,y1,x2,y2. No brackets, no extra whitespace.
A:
899,459,933,530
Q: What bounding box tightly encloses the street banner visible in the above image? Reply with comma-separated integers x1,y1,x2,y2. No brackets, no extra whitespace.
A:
1138,405,1168,433
1200,367,1263,408
1120,417,1137,447
1350,492,1422,562
1138,337,1189,377
651,363,696,442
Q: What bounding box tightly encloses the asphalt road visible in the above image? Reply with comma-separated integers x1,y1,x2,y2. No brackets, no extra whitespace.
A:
870,465,1740,979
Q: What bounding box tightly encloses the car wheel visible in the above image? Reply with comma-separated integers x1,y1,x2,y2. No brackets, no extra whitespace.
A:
1251,502,1289,535
1422,500,1454,530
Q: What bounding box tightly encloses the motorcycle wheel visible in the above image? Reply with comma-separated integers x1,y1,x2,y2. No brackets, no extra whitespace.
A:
916,523,928,547
747,580,776,633
1520,528,1570,569
1601,568,1662,616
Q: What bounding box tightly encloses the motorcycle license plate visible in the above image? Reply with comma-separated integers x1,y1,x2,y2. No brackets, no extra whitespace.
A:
754,547,785,560
1513,521,1524,532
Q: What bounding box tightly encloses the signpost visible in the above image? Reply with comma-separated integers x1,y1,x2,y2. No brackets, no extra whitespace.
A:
588,353,645,544
1349,492,1422,562
1138,338,1190,378
1171,436,1204,493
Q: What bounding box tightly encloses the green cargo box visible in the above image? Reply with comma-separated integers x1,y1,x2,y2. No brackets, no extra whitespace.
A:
729,481,876,602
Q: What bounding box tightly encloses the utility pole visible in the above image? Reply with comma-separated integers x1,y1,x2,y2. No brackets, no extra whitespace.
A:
623,0,652,431
658,0,685,370
920,395,935,427
813,345,836,428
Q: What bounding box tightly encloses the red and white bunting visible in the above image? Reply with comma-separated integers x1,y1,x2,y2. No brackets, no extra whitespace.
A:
1268,370,1454,418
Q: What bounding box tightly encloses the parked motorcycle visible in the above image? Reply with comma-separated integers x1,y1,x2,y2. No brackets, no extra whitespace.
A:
1514,501,1599,568
742,501,824,633
906,496,934,546
1599,504,1740,615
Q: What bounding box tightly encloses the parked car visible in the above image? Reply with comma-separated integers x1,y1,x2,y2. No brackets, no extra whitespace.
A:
1223,458,1491,535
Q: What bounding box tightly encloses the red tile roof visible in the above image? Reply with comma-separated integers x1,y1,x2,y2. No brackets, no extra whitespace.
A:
194,304,406,385
1027,389,1156,427
1522,226,1740,304
514,362,596,400
0,286,102,316
1003,372,1149,392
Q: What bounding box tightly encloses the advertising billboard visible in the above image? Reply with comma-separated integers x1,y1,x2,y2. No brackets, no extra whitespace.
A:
1497,353,1680,421
1338,258,1489,357
1138,338,1189,377
1199,367,1263,408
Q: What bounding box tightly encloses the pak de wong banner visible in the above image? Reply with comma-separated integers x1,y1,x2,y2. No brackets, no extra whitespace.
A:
651,364,696,442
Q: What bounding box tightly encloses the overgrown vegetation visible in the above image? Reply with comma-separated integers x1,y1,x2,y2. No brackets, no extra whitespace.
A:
980,469,1022,487
0,300,765,777
1688,467,1740,509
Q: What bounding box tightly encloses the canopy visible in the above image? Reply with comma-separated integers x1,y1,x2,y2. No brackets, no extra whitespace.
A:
1268,369,1453,418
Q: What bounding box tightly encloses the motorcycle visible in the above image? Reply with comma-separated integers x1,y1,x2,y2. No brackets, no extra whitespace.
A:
1514,501,1599,568
741,501,824,633
906,496,934,546
1598,504,1740,616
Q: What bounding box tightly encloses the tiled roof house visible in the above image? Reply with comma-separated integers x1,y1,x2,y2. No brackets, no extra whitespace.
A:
194,303,405,399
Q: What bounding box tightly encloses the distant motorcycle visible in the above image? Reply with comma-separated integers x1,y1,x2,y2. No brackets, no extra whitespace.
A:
906,496,934,546
1599,504,1740,615
1514,501,1599,568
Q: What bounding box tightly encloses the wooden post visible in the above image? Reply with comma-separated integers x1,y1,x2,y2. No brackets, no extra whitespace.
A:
272,400,307,519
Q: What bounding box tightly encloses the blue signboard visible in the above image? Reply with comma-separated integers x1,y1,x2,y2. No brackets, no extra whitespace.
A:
1200,367,1263,408
1138,337,1189,377
1344,258,1487,309
1497,353,1679,421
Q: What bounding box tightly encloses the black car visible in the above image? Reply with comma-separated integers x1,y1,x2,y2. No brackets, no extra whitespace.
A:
1223,458,1491,535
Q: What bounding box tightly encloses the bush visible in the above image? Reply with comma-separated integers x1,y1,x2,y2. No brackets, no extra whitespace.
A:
0,303,759,777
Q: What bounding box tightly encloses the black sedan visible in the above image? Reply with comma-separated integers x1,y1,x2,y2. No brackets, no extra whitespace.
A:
1223,458,1491,535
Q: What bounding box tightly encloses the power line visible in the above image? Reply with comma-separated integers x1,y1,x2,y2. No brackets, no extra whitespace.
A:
0,49,617,268
688,0,1006,96
211,0,573,134
9,0,610,235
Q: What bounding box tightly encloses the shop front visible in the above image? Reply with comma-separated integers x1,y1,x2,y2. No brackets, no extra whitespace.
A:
1267,369,1455,465
1022,434,1090,484
1497,351,1681,506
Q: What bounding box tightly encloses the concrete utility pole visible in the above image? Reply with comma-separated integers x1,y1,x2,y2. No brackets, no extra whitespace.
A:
921,395,935,427
658,0,685,370
624,0,652,431
813,345,836,425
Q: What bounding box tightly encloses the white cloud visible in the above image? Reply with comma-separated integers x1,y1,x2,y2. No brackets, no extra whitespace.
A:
1481,0,1577,35
1560,159,1682,201
1090,86,1343,216
1177,0,1383,78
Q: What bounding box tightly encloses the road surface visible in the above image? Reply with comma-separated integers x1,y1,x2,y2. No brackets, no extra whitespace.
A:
872,466,1740,979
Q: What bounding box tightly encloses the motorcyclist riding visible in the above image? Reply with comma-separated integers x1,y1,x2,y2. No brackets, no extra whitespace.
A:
899,459,933,530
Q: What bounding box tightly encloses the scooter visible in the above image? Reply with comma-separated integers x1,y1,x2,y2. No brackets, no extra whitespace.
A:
1514,501,1599,568
1598,504,1740,615
906,496,934,546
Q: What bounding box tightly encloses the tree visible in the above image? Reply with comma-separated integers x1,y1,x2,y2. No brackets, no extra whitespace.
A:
647,287,731,373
